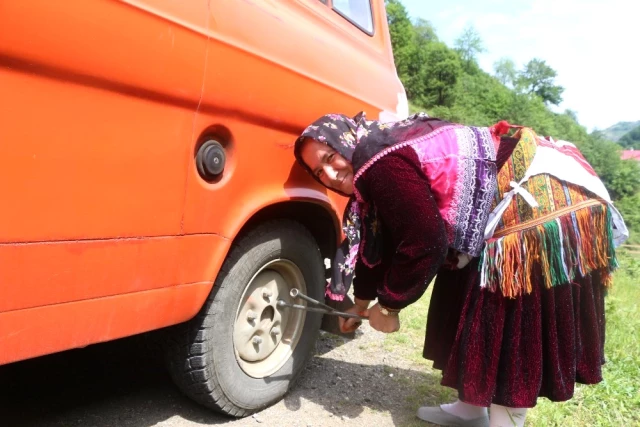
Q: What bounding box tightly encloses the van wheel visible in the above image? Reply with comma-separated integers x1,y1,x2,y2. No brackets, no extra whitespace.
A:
165,220,325,417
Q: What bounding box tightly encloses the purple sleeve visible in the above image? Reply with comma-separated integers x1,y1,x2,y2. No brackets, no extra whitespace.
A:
353,254,389,301
357,151,448,309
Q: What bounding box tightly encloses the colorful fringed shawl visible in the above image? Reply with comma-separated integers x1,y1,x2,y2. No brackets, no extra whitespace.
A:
479,125,628,297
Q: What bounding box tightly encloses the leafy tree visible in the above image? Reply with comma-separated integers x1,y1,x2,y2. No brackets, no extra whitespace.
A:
616,193,640,243
517,59,564,105
564,109,578,121
454,24,485,70
493,57,517,87
422,42,462,107
609,159,640,200
413,18,438,45
551,111,589,142
576,134,640,200
435,72,512,126
385,0,416,90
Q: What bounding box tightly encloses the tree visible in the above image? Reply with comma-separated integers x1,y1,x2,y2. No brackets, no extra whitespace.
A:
552,111,588,143
440,72,512,126
564,109,578,121
384,0,416,89
422,42,462,107
404,20,437,104
413,18,438,45
616,193,640,244
610,160,640,200
518,59,564,105
454,24,485,70
576,133,640,200
493,57,517,87
506,92,558,136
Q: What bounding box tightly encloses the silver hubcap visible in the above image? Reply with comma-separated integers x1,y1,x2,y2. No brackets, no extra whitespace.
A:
234,259,307,378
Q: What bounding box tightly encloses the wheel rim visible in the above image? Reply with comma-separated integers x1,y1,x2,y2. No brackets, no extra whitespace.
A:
233,259,307,378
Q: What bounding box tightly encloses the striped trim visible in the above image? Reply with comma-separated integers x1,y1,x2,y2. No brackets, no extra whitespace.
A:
492,199,603,238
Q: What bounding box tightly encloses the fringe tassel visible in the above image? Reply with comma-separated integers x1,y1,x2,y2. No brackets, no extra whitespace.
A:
480,204,618,297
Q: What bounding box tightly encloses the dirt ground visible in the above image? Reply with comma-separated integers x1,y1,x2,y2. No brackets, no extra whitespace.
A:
0,322,449,427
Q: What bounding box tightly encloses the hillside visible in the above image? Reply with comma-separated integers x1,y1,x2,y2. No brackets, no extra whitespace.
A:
602,121,640,142
619,125,640,149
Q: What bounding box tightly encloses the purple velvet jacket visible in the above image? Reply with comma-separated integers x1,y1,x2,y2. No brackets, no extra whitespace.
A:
351,137,520,309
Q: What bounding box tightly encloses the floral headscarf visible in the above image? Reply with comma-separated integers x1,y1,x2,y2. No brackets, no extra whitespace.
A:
294,111,450,300
293,114,359,196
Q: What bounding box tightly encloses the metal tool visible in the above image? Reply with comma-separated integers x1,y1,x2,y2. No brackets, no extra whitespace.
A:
277,288,368,320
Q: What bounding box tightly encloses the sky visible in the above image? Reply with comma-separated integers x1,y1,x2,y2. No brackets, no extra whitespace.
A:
399,0,638,132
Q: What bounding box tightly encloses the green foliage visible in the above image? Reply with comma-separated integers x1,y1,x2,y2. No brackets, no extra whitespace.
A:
384,0,416,93
552,110,589,142
428,72,511,126
517,58,565,105
453,24,485,71
420,42,462,107
576,134,640,200
617,193,640,244
413,18,438,44
493,57,517,87
619,125,640,149
505,92,558,135
530,252,640,426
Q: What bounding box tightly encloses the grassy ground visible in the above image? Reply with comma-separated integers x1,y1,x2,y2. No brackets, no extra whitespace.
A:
385,251,640,426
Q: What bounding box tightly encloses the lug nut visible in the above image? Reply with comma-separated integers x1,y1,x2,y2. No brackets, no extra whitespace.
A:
252,336,263,345
247,311,257,321
262,289,273,299
271,327,281,337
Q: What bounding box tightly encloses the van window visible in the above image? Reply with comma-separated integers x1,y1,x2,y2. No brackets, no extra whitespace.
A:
332,0,373,35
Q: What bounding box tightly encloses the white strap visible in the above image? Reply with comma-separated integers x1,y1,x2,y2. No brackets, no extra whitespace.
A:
484,144,629,245
509,181,538,208
484,179,537,240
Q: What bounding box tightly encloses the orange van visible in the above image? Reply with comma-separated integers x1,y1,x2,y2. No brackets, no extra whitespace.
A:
0,0,407,416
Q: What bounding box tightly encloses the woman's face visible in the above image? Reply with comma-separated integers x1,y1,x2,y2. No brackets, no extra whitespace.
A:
299,138,354,195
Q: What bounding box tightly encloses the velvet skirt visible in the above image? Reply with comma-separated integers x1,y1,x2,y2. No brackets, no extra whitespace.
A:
424,259,607,408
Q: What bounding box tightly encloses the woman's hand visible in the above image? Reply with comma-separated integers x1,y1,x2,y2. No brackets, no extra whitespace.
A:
338,297,370,333
368,303,400,333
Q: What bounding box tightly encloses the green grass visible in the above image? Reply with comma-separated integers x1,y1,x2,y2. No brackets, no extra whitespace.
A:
386,252,640,426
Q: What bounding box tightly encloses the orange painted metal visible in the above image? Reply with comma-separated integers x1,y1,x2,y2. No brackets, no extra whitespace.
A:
0,282,213,366
0,0,405,364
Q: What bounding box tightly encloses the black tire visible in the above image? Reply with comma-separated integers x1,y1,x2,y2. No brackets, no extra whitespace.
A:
165,219,325,417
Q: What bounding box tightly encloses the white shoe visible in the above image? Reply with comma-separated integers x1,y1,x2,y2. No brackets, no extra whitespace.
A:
417,406,489,427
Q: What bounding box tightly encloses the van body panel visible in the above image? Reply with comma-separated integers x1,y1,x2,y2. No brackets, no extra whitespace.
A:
0,0,405,365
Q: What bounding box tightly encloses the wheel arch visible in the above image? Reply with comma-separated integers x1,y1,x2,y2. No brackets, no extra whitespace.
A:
231,200,341,264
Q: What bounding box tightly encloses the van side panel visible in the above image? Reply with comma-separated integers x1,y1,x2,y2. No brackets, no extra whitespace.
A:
0,234,228,313
0,1,210,316
0,0,207,242
0,281,214,366
0,0,404,364
182,0,399,236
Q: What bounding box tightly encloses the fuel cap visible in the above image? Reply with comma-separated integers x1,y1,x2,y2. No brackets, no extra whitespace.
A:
196,139,226,179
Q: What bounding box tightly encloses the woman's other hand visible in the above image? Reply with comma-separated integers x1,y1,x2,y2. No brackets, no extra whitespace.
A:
368,304,400,333
338,297,370,333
